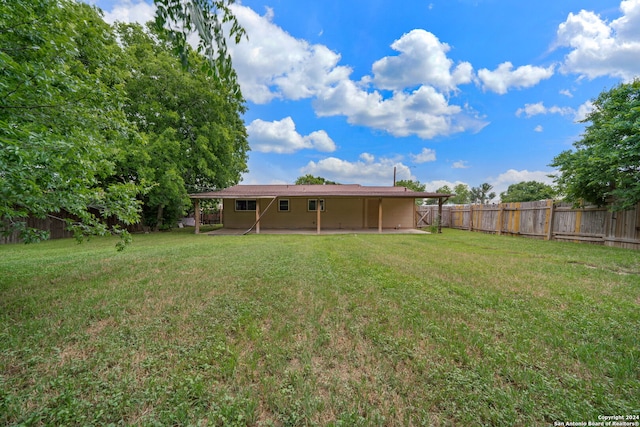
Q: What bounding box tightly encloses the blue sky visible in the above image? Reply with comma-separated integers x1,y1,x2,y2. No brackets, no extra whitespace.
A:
91,0,640,197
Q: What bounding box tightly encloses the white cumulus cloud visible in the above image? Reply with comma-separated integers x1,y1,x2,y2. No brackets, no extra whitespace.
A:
515,102,573,118
410,148,437,164
516,101,593,122
478,62,555,94
230,6,487,139
515,102,546,117
371,29,473,91
360,153,376,163
574,100,595,122
554,0,640,81
313,80,487,139
229,5,351,104
452,160,469,169
99,0,155,24
247,117,336,154
300,155,414,185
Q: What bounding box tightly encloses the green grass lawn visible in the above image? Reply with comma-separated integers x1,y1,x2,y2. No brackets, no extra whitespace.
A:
1,229,639,426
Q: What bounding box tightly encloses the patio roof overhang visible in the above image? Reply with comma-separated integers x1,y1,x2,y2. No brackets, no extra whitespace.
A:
190,184,453,200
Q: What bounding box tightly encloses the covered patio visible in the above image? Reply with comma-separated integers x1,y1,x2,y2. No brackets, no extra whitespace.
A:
190,184,452,235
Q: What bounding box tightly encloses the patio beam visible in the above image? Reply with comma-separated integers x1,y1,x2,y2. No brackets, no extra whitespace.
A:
255,200,261,234
243,197,277,235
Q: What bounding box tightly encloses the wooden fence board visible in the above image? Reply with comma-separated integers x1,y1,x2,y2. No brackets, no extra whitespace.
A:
417,200,640,250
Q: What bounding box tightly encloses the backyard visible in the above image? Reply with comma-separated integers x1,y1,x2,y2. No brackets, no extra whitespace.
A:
1,229,638,426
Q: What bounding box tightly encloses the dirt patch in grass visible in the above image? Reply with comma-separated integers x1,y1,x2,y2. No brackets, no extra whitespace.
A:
57,343,91,367
86,317,115,337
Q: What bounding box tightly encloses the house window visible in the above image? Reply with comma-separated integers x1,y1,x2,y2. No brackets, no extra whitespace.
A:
307,199,325,211
235,199,256,211
278,199,290,212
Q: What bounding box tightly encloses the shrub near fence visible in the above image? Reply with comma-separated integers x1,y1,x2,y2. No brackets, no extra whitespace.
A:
418,200,640,250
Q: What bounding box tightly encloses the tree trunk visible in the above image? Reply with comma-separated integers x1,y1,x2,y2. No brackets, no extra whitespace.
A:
154,205,164,232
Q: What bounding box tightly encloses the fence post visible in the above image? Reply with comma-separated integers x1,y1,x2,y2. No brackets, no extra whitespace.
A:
514,202,521,235
574,208,582,236
545,199,555,241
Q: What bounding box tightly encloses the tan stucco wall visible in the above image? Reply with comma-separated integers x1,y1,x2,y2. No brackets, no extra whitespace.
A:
222,199,256,229
381,198,415,229
363,198,415,229
222,197,416,230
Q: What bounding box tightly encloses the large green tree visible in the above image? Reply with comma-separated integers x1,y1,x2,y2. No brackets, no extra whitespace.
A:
470,183,496,204
500,181,557,203
115,23,249,229
424,184,450,205
396,179,425,192
396,179,426,205
429,184,472,205
153,0,246,97
1,0,249,244
451,183,471,204
295,175,339,185
551,79,640,210
0,0,141,246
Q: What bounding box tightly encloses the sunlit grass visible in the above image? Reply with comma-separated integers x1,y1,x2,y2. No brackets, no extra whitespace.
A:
1,230,638,425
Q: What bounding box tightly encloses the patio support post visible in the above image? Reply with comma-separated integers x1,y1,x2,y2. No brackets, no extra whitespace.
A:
438,197,443,234
317,200,321,234
378,198,383,233
194,199,200,234
255,200,261,234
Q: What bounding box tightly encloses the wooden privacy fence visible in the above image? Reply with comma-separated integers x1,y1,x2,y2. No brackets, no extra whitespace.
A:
1,215,74,244
418,200,640,250
1,212,145,244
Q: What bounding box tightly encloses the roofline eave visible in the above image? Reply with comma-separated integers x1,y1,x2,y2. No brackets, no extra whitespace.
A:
189,193,454,200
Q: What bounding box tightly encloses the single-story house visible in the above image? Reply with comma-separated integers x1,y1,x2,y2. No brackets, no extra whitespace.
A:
190,184,452,234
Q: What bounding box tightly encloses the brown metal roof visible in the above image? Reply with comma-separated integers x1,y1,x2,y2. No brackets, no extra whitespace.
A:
190,184,453,199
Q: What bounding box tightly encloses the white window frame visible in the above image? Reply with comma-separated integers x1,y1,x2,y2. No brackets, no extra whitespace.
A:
307,199,325,212
235,199,257,211
278,199,290,212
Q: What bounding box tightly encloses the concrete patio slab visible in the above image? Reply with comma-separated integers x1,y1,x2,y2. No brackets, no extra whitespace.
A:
206,228,429,236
